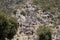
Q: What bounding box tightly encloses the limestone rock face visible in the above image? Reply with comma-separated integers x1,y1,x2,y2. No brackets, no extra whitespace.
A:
1,0,60,40
11,0,59,40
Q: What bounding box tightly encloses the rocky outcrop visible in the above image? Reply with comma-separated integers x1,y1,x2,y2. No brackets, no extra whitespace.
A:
11,0,59,40
0,0,60,40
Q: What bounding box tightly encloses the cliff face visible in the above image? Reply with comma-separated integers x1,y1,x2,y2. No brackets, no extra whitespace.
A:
11,0,59,40
0,0,60,40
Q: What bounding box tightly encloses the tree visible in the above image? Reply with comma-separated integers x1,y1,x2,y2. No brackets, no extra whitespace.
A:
0,12,18,40
36,25,52,40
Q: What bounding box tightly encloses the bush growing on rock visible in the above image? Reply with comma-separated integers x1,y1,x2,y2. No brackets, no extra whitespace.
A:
0,12,18,40
36,25,52,40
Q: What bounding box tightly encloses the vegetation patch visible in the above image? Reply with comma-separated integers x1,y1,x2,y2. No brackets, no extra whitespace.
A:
0,12,18,40
33,0,60,13
36,25,52,40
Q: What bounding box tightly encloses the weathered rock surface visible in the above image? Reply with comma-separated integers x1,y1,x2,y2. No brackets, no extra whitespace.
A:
11,0,60,40
0,0,60,40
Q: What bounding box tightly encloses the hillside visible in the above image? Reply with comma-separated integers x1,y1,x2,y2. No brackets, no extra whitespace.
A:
0,0,60,40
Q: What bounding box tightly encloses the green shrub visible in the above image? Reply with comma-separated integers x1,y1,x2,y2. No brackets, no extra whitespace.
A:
36,25,52,40
21,11,26,16
0,12,18,40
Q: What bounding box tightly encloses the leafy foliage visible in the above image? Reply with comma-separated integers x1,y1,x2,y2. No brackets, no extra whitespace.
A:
0,12,18,40
36,25,52,40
